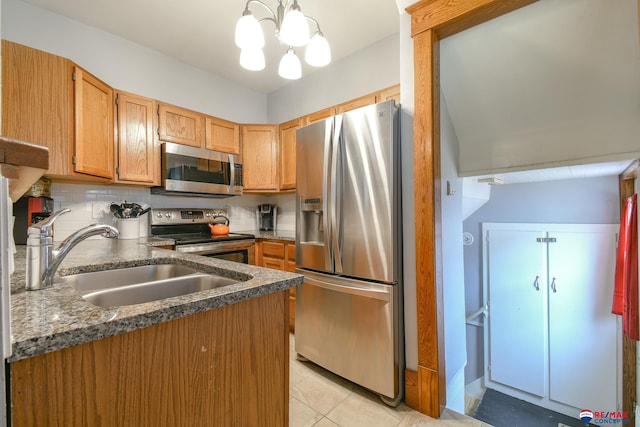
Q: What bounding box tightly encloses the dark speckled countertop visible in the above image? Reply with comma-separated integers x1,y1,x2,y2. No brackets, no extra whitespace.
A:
9,239,302,362
239,230,296,241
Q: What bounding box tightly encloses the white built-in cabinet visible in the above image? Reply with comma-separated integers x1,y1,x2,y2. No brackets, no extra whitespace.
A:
483,223,620,417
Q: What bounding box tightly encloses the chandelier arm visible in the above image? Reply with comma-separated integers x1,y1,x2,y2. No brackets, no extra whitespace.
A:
304,15,322,33
244,0,277,22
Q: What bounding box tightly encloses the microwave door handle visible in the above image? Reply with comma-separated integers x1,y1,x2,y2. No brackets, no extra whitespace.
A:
228,153,234,194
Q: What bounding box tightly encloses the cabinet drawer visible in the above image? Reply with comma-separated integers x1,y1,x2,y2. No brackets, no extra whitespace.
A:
262,241,285,258
262,256,285,270
286,243,296,262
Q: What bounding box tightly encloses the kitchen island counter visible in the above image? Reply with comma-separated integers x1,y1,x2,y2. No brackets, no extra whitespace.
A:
9,239,302,362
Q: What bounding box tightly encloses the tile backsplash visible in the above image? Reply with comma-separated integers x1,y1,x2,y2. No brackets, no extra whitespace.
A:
48,182,296,241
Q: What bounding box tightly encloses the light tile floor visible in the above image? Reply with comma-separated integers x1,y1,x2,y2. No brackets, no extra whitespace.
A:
289,334,493,427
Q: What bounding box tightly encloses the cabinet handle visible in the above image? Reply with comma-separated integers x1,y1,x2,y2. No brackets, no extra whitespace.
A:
533,275,540,291
551,277,557,293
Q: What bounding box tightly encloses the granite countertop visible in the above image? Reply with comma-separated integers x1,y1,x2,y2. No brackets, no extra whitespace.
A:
9,239,302,362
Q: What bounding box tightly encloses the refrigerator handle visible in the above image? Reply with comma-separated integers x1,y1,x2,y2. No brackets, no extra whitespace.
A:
303,274,391,302
322,119,332,270
331,115,343,274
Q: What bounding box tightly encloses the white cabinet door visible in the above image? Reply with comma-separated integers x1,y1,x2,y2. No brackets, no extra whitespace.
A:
547,227,618,410
486,228,547,397
483,223,620,418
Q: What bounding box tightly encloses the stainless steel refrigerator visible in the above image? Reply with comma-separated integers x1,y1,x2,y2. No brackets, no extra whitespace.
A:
295,100,403,405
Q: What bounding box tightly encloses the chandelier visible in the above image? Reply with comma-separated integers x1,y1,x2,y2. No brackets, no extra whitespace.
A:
234,0,331,80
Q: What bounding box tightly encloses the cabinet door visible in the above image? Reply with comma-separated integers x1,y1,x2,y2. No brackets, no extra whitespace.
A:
73,67,114,180
205,116,240,154
307,107,335,124
485,228,547,397
242,125,278,191
279,119,298,191
336,94,377,113
547,227,618,411
158,102,203,147
2,41,72,177
115,92,157,184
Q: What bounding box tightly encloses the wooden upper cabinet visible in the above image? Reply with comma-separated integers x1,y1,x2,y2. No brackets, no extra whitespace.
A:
279,118,299,191
205,116,240,154
73,67,114,180
336,94,377,114
242,124,278,192
2,40,73,177
377,84,400,104
115,91,158,185
157,102,204,147
307,107,335,124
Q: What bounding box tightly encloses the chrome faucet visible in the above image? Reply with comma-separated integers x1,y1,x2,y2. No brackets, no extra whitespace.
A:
26,209,119,290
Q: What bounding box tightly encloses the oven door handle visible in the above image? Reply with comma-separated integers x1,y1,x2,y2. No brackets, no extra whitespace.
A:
175,240,255,255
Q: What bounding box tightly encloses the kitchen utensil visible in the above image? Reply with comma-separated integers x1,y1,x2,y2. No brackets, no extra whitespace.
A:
110,203,123,218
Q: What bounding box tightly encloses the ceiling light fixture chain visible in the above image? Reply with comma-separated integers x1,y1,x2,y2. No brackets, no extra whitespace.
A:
235,0,331,80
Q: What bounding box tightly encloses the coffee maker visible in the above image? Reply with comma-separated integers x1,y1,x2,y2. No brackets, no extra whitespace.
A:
256,204,277,231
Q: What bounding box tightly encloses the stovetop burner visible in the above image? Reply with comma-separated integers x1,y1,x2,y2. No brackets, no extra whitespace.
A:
149,208,254,245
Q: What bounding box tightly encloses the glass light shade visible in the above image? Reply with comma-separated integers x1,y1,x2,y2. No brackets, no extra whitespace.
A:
279,6,309,47
240,47,265,71
278,49,302,80
235,12,264,49
305,32,331,67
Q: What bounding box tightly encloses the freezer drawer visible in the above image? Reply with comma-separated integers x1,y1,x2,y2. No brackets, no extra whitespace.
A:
294,270,401,399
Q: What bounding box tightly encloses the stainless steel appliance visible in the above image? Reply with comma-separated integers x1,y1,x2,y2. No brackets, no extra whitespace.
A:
295,100,403,405
150,208,254,264
151,142,243,197
256,204,277,231
0,176,13,426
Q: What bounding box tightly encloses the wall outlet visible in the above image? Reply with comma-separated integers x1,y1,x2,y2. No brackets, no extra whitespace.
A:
91,202,110,219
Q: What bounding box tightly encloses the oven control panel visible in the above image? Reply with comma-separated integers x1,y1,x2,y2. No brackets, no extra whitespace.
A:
150,208,228,225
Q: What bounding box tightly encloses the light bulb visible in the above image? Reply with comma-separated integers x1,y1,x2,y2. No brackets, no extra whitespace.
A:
305,32,331,67
278,48,302,80
279,2,309,47
240,47,265,71
235,11,265,49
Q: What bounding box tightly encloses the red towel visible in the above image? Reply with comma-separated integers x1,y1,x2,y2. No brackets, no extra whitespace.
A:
612,193,638,340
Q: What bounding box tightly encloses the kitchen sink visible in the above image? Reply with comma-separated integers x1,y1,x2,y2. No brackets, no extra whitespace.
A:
61,263,238,307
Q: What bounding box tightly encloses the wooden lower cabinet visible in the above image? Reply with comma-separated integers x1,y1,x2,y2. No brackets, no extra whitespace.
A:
10,291,289,427
257,239,297,331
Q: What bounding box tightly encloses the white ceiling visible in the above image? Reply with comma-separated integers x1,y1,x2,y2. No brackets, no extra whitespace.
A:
440,0,640,182
20,0,400,94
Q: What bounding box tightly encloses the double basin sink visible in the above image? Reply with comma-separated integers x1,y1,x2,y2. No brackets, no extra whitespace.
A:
61,263,239,308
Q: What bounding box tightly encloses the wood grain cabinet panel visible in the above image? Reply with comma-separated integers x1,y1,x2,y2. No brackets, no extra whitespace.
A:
336,94,377,113
157,102,204,147
115,91,158,184
205,116,240,154
306,106,335,124
257,239,297,331
1,40,73,178
377,84,401,104
242,124,279,192
73,67,114,180
279,118,298,191
10,291,289,426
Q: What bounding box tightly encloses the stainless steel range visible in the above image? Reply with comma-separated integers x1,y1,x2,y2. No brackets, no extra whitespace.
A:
150,208,255,264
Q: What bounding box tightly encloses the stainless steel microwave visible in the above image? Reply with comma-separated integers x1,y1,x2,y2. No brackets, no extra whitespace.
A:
151,142,243,197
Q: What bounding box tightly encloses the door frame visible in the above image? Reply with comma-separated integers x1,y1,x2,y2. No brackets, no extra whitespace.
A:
405,0,539,417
